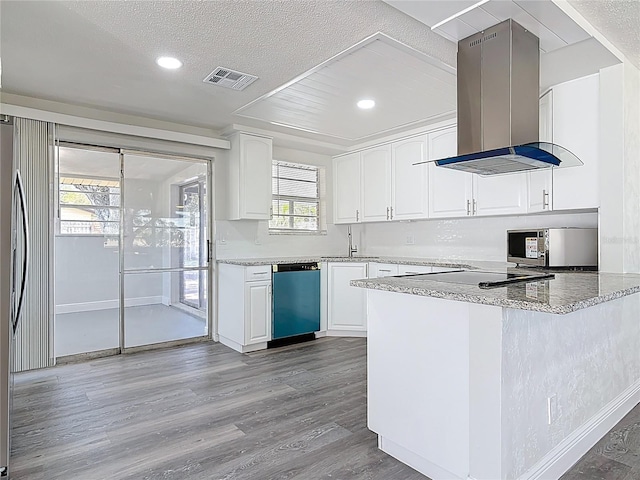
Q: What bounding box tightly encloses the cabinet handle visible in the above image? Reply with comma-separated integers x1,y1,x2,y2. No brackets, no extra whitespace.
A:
270,206,273,220
356,209,359,222
386,207,390,220
543,189,549,209
390,206,394,220
466,200,471,216
472,199,477,215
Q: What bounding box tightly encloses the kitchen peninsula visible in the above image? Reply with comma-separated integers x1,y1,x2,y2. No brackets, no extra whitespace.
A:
352,271,640,480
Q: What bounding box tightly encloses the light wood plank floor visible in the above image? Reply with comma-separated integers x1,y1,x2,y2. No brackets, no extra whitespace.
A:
11,338,640,479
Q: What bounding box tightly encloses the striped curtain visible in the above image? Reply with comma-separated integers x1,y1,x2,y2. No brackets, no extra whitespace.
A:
12,118,54,371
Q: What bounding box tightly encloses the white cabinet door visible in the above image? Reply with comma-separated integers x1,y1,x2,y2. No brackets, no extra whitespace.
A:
245,280,271,345
473,173,528,216
528,91,553,213
427,127,473,218
369,263,399,278
229,133,272,220
551,74,599,210
528,171,552,212
391,136,429,220
362,145,392,222
327,263,368,332
334,152,362,224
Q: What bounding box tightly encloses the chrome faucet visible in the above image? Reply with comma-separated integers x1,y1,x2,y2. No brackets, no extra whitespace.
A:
347,225,358,258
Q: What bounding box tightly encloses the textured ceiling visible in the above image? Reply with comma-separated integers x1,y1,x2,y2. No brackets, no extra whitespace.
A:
0,0,455,146
1,0,637,148
568,0,640,68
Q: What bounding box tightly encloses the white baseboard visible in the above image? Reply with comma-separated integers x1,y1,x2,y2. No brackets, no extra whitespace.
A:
325,329,367,337
55,296,163,314
218,335,267,353
519,378,640,480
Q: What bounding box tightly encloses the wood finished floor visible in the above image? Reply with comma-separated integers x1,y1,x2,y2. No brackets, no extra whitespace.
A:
11,337,640,480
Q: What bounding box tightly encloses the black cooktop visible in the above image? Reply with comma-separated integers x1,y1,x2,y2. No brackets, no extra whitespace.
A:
403,270,555,289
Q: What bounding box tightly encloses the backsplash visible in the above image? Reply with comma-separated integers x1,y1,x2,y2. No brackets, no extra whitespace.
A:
215,211,598,262
357,211,598,262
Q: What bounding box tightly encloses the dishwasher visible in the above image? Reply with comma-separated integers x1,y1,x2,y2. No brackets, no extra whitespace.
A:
270,262,321,346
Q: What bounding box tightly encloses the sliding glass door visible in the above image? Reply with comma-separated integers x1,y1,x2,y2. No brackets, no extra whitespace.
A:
178,181,207,310
121,152,209,348
54,145,121,357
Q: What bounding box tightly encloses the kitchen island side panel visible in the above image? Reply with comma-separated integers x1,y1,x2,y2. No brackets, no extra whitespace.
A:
501,292,640,479
367,291,470,479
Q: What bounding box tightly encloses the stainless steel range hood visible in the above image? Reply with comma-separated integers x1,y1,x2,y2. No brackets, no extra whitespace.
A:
427,19,581,176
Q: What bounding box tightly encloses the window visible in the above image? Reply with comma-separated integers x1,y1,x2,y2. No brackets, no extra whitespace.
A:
270,161,320,232
58,176,120,235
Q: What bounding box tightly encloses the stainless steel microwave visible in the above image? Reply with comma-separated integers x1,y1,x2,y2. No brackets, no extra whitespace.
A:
507,228,598,267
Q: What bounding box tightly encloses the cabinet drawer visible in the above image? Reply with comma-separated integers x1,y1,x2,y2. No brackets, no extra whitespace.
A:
245,265,272,281
398,265,433,275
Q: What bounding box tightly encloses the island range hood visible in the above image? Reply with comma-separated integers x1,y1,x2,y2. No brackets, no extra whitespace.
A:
425,19,581,176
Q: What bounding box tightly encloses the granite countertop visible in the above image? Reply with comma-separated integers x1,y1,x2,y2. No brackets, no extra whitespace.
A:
351,270,640,315
216,256,479,269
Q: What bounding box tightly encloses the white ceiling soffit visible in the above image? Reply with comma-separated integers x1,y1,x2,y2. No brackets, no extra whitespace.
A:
384,0,590,53
234,33,457,142
567,0,640,69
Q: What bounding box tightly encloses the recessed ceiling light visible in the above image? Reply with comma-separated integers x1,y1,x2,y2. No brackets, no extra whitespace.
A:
357,99,375,110
156,56,182,69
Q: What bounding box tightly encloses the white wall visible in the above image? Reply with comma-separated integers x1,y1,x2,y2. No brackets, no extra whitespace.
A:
598,61,640,274
623,62,640,273
357,211,598,262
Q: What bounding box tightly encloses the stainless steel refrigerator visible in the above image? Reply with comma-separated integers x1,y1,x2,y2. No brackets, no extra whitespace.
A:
1,117,29,478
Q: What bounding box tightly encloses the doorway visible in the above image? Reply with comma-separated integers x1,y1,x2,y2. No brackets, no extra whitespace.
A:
53,145,212,359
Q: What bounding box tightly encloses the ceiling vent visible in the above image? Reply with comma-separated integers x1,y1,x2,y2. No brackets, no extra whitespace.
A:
203,67,258,91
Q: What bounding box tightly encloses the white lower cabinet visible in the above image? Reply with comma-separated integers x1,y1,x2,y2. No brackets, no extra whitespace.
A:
327,262,368,335
218,264,272,353
245,281,271,345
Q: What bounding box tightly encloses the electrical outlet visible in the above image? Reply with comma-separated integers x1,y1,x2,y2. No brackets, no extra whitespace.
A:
547,394,557,425
406,235,415,245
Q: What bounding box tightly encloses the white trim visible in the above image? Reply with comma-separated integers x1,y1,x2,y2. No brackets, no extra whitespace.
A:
551,1,625,63
218,335,267,353
518,378,640,480
55,296,163,314
0,103,230,150
325,329,367,338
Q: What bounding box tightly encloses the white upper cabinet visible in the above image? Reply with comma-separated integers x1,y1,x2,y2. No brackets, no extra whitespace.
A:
427,127,473,218
473,173,528,216
362,145,392,222
551,74,599,210
427,125,526,217
334,152,362,224
527,91,553,213
392,136,429,220
228,133,272,220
